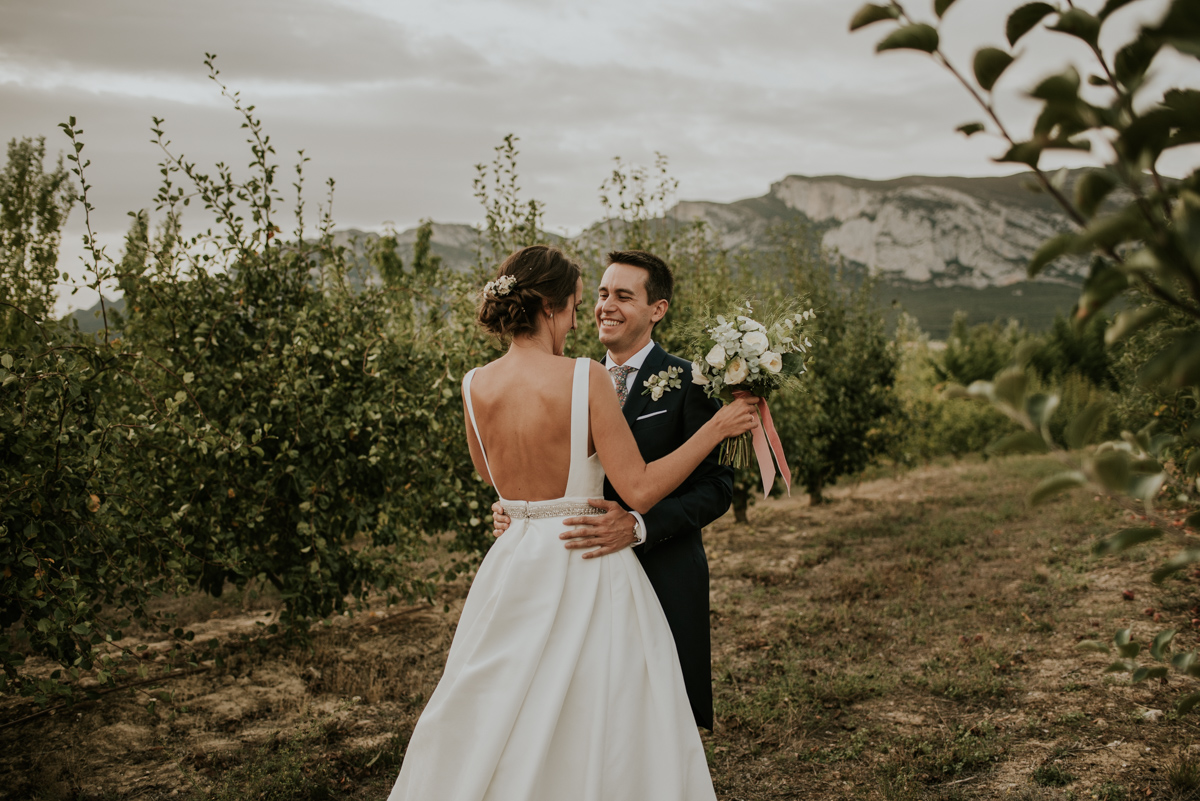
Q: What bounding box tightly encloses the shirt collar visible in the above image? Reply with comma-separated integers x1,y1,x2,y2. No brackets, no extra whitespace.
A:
605,339,656,371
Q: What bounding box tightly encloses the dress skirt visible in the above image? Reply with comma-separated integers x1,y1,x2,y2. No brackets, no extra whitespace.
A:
386,498,717,801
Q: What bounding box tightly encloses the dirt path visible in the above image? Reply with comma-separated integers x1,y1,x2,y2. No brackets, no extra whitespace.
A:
3,457,1198,800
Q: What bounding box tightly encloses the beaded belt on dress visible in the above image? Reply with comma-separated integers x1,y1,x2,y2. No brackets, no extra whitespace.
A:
505,501,604,520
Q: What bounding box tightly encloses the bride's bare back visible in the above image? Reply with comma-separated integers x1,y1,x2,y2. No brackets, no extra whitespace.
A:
465,346,759,512
464,351,583,501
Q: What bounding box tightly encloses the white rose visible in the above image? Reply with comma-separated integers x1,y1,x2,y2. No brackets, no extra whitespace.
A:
691,361,709,385
758,351,783,374
741,330,769,356
724,356,749,385
705,344,727,368
650,385,664,401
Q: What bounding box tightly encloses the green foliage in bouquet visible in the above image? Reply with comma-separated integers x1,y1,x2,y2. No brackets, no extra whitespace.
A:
855,0,1200,711
688,303,816,400
686,302,816,468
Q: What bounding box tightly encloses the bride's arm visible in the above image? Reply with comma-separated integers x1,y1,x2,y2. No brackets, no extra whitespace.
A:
588,360,756,514
462,392,493,488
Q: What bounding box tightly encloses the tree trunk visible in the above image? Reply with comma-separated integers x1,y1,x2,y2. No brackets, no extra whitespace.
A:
732,485,750,524
806,480,825,505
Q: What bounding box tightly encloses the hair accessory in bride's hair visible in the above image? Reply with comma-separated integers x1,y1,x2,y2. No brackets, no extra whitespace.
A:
483,274,517,299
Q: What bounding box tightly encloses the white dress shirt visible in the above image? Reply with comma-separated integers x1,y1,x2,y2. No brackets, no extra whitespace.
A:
605,340,657,545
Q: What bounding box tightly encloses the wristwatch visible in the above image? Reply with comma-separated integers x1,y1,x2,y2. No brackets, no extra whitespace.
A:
631,516,644,545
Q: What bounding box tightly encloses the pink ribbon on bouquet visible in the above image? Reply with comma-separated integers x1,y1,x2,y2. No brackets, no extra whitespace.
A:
733,390,792,498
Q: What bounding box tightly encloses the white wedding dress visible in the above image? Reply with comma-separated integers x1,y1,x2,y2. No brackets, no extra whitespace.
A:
387,357,717,801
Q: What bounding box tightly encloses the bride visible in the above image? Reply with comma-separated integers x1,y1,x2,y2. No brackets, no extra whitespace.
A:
387,245,758,801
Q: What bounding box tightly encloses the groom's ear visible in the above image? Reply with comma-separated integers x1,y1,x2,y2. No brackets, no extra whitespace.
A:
650,299,669,324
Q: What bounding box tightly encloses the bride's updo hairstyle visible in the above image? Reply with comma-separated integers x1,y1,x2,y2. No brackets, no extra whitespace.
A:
477,245,582,339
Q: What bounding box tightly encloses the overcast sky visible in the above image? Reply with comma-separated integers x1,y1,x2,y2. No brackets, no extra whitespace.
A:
2,0,1196,312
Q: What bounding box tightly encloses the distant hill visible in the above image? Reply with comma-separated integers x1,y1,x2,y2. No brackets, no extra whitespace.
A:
670,171,1088,288
68,171,1093,338
875,280,1081,340
69,296,125,334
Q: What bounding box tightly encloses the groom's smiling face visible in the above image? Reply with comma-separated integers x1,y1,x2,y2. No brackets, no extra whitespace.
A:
595,262,668,362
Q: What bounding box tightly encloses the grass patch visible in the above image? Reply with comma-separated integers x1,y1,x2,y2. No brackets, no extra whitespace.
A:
701,455,1187,798
1168,750,1200,797
1055,710,1088,727
875,725,1006,800
1031,763,1075,787
914,646,1021,702
716,640,896,736
183,719,405,801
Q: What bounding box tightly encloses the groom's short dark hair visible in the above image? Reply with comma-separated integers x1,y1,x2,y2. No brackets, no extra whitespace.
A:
606,250,674,306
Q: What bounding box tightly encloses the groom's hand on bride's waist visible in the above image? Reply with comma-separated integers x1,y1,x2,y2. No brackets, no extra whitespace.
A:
561,499,636,559
491,500,636,558
491,501,510,538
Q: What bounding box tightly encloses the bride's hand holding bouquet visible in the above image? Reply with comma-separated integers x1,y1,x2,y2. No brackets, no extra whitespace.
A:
688,302,816,496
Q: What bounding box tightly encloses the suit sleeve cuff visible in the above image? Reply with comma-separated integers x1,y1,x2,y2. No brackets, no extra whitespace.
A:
630,510,647,545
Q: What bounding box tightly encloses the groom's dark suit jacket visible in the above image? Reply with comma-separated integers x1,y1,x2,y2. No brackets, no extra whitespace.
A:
605,343,733,731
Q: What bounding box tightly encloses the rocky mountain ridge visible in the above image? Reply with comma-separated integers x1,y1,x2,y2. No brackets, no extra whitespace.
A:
668,171,1086,288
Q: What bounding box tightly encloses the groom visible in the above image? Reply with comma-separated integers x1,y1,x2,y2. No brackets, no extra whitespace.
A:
493,250,733,730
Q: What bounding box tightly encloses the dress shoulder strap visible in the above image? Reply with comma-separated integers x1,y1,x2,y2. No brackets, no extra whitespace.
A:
564,358,591,495
461,368,497,490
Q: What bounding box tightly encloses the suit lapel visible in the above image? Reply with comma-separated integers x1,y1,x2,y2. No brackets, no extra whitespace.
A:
622,344,668,425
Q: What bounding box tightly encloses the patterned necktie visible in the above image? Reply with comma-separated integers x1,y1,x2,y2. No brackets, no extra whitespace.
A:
610,365,636,408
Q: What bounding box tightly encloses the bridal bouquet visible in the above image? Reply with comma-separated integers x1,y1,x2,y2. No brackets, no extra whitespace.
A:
690,302,816,495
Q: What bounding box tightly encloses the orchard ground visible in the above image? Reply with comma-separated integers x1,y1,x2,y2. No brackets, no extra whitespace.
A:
3,455,1199,801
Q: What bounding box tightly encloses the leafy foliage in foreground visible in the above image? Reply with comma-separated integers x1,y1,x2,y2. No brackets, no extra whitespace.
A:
854,0,1200,710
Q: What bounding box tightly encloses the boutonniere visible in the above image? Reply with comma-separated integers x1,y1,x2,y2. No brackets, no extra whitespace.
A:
642,366,683,401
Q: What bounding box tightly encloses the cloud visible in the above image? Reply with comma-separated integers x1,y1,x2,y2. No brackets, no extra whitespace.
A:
0,0,487,86
4,0,1198,317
